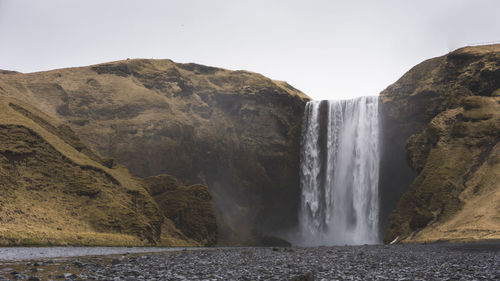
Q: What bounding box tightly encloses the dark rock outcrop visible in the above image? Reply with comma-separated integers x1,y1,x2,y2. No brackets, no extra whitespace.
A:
145,175,217,246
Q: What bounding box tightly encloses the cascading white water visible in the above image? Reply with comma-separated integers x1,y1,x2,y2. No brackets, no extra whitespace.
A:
298,96,381,246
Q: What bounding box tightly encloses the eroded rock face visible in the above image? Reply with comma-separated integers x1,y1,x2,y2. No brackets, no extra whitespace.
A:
380,44,500,243
0,59,310,244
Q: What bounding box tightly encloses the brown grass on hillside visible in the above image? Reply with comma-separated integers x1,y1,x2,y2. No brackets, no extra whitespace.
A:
0,96,196,246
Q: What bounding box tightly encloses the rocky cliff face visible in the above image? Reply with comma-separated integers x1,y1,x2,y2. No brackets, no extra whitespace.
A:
381,44,500,243
145,175,217,246
0,59,310,244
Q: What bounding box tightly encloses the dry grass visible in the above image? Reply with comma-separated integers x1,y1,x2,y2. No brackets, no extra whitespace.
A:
382,44,500,243
395,96,500,243
406,129,500,243
0,96,197,246
0,57,309,245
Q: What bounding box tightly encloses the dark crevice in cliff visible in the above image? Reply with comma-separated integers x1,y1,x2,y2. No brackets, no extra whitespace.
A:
378,101,417,239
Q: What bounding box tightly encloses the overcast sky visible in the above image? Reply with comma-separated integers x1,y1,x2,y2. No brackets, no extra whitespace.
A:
1,0,499,100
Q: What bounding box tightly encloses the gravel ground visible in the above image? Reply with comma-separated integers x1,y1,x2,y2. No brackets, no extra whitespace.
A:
0,243,498,280
0,247,198,262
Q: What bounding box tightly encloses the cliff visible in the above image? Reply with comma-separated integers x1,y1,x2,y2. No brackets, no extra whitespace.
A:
381,44,500,243
0,59,310,244
0,96,209,246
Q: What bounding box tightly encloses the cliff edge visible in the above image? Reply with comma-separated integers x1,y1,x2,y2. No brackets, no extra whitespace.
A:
381,44,500,243
0,59,310,245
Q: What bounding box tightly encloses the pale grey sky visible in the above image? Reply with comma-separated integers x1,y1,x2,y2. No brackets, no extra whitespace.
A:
1,0,499,100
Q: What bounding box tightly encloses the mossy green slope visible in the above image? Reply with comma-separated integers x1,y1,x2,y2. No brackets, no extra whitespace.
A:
381,44,500,243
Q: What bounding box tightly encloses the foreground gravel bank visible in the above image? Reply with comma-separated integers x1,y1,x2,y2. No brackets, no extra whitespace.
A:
0,243,498,280
0,247,199,262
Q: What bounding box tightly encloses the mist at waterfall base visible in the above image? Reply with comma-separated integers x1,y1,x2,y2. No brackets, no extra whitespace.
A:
294,96,381,246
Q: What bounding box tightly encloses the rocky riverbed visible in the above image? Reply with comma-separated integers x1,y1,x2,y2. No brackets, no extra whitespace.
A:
0,243,498,280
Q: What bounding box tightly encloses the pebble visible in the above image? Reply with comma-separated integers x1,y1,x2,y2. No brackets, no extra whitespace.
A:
0,244,498,280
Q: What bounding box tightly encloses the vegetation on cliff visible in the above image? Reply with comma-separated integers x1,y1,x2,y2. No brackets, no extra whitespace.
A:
381,44,500,243
0,96,208,246
0,59,309,245
145,175,217,246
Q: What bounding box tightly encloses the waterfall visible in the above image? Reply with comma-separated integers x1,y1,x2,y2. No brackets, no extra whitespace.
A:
298,96,381,246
